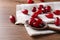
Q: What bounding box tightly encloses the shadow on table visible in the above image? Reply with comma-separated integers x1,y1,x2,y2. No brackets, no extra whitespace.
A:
31,32,60,39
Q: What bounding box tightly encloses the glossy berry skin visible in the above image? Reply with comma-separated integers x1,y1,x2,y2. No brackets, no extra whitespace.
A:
27,0,34,4
38,5,44,10
9,15,16,23
45,13,54,18
22,9,28,15
53,10,60,15
32,7,36,12
32,9,42,18
29,18,36,25
35,18,43,24
45,6,51,12
33,22,39,28
29,17,43,28
40,0,45,2
31,12,39,18
55,17,60,26
42,8,47,13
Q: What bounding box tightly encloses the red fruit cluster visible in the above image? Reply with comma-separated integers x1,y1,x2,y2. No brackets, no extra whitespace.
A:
9,15,16,23
45,12,54,18
27,0,34,4
55,17,60,26
38,5,51,13
29,17,43,28
22,9,28,15
45,6,51,12
43,6,51,13
29,9,43,28
53,10,60,15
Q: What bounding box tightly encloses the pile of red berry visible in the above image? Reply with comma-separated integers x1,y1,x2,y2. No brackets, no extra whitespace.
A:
29,17,43,28
27,5,60,28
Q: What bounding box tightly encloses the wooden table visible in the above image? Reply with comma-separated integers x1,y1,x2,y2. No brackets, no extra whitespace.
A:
0,0,60,40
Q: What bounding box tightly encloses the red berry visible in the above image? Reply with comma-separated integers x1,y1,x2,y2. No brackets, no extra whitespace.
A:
40,0,45,2
55,17,60,26
32,12,38,18
45,13,54,18
33,18,43,28
38,5,44,10
32,10,42,18
36,18,43,24
27,0,34,4
32,7,36,12
53,10,60,15
42,8,47,13
37,9,42,14
45,6,51,12
22,9,28,15
9,15,16,23
29,18,36,25
33,22,39,28
29,17,44,28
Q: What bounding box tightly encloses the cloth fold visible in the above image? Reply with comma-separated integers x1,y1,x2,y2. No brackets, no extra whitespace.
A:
24,23,55,36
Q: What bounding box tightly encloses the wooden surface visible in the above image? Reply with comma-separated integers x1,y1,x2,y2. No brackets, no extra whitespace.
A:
0,0,60,40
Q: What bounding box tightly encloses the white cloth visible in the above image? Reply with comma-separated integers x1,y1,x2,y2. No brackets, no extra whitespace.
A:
16,2,60,24
16,2,56,24
16,2,60,36
24,23,55,36
38,14,55,23
15,11,30,24
48,24,60,29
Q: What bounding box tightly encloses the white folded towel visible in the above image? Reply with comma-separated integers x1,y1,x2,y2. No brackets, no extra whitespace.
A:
16,2,60,36
24,23,55,36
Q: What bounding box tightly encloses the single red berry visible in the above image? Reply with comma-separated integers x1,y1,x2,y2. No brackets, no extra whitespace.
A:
36,18,43,24
27,0,34,4
32,7,36,12
31,12,38,18
53,10,60,15
40,0,45,2
45,13,54,18
55,17,60,26
45,6,51,12
38,5,44,10
33,22,39,28
22,9,28,15
9,15,16,23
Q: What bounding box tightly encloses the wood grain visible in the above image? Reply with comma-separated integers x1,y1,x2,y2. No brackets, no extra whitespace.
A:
0,0,60,40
